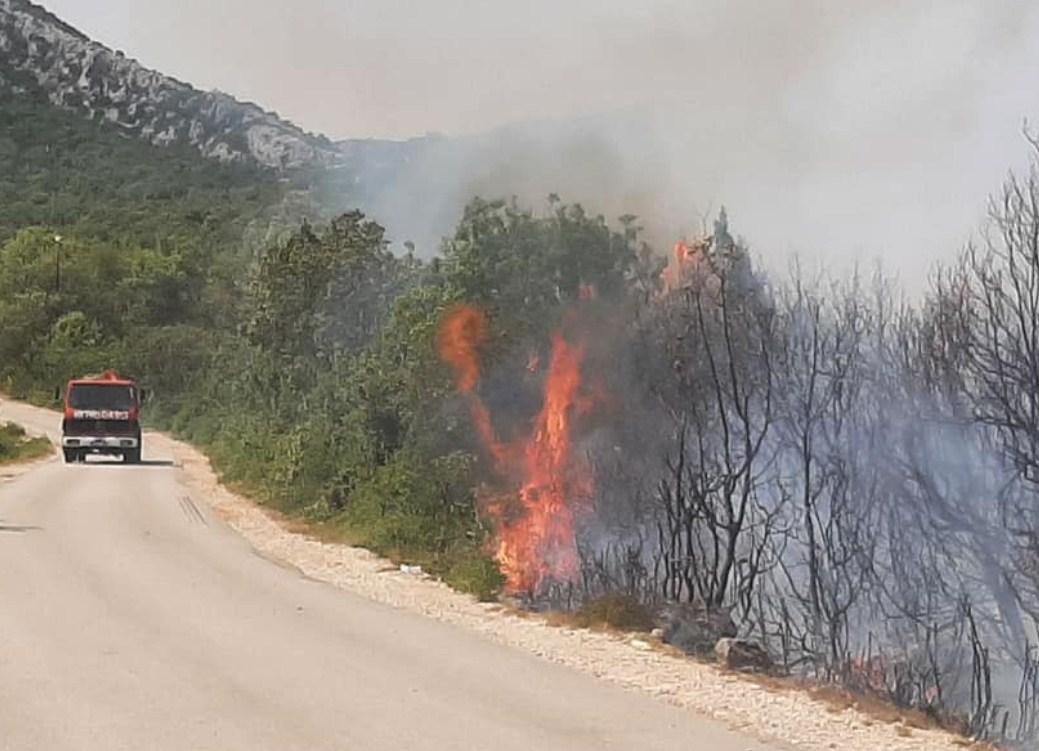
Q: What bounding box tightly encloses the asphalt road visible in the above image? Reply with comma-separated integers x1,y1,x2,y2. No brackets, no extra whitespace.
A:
0,398,781,751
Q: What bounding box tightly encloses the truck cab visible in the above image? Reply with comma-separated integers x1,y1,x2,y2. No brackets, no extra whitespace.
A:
61,370,142,464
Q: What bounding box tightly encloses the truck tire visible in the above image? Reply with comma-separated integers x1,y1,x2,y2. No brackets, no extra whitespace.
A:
124,448,141,464
63,448,77,464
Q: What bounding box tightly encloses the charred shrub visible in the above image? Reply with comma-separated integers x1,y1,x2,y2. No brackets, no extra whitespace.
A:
572,594,655,632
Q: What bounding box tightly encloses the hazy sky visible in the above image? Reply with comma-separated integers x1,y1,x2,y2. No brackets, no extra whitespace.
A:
39,0,1039,289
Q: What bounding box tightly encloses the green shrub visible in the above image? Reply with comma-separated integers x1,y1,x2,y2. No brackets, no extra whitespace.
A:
442,550,505,602
0,421,51,464
572,594,655,632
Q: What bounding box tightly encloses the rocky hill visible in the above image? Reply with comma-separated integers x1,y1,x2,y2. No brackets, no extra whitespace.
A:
0,0,647,255
0,0,338,170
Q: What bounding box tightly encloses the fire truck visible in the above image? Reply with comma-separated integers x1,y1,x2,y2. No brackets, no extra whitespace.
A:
61,370,143,464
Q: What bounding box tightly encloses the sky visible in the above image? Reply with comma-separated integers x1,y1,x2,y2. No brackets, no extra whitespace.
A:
39,0,1039,291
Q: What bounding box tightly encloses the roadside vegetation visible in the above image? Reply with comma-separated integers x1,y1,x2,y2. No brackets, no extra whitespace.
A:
9,81,1039,745
0,422,50,465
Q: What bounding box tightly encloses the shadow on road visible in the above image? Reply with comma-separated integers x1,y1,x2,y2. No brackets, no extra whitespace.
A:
0,523,41,533
79,458,176,468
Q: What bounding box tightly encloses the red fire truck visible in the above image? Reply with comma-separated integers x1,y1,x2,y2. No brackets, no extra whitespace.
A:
61,370,142,464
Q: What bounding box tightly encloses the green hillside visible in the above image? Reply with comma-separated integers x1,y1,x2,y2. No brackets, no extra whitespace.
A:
0,84,285,249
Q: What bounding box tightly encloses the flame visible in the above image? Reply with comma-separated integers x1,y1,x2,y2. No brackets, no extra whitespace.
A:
660,238,709,293
438,306,593,595
437,304,487,394
438,305,509,468
495,333,588,593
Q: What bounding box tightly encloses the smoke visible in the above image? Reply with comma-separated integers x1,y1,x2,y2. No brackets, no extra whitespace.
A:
429,217,1039,731
321,0,1039,294
42,0,1039,290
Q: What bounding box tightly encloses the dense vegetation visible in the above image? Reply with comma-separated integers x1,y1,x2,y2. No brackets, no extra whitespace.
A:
0,82,290,248
0,122,644,596
10,83,1039,745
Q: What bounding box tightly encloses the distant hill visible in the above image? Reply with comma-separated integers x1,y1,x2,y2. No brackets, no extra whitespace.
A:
0,0,676,257
0,79,289,248
0,0,338,171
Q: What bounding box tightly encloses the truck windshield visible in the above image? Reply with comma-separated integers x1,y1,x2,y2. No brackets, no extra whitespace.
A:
69,384,134,411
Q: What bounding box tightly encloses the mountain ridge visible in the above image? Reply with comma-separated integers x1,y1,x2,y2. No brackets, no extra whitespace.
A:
0,0,654,256
0,0,339,170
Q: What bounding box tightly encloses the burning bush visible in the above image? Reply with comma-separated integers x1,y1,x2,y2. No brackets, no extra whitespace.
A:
431,196,1039,746
438,304,595,596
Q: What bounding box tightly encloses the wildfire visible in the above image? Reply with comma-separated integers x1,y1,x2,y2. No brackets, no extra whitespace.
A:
501,333,589,592
437,304,508,468
437,304,486,394
660,237,709,293
438,305,593,595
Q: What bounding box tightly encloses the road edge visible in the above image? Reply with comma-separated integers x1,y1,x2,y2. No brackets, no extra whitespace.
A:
153,428,980,751
0,394,984,751
0,398,58,483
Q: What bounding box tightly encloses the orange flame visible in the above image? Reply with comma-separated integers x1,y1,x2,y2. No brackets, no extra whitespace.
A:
495,333,588,593
437,304,487,394
438,305,509,468
660,238,709,293
437,306,593,595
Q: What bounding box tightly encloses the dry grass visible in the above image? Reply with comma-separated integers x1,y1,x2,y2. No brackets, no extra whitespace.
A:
0,422,52,467
545,595,656,633
159,424,980,751
213,465,993,748
185,431,987,747
702,663,993,748
530,600,995,748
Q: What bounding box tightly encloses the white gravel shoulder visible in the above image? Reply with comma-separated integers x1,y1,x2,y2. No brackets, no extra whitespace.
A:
0,394,978,751
153,430,978,751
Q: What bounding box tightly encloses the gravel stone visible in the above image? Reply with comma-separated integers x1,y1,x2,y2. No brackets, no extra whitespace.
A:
149,430,981,751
